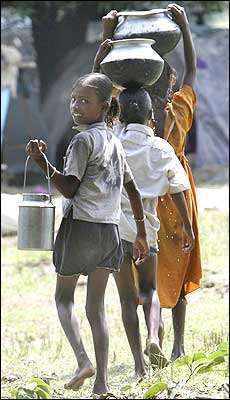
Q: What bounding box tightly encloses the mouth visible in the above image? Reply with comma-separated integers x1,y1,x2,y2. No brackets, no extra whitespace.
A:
73,113,83,117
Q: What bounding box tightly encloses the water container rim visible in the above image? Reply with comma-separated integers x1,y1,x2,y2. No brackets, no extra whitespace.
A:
22,192,50,196
22,193,51,201
110,38,156,46
117,9,167,17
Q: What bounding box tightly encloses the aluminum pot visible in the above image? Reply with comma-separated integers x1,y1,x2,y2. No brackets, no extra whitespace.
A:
17,155,55,251
100,38,164,89
113,9,181,56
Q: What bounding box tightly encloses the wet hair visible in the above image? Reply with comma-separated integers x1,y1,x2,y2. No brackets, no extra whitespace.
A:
71,72,119,127
146,59,177,102
119,87,153,124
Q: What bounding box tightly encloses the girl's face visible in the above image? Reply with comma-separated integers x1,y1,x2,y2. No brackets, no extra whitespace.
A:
70,85,108,126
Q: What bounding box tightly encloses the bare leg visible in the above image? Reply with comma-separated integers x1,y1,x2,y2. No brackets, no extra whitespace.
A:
86,268,110,396
114,255,146,378
158,309,165,349
55,274,95,390
138,256,168,368
171,290,187,361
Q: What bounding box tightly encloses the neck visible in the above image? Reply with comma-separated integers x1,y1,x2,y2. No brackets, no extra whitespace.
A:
154,109,166,138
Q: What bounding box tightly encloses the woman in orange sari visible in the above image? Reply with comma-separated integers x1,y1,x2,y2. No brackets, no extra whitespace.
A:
147,3,202,360
94,3,202,363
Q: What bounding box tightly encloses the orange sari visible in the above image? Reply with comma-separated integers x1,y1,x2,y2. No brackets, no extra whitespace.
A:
156,84,202,308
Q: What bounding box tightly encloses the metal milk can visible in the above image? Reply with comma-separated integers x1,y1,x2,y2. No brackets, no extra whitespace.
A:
17,155,55,251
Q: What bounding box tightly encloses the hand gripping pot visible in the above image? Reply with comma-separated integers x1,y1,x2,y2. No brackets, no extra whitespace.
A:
17,155,55,251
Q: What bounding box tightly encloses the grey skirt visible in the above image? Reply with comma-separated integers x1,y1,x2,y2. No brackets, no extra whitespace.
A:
53,208,124,276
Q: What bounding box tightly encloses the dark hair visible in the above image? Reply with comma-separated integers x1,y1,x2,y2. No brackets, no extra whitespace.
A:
119,87,152,124
71,72,119,127
105,96,120,127
145,59,177,102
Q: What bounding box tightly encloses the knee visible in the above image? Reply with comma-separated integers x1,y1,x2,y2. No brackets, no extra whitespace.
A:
55,291,73,311
85,302,103,324
120,297,138,318
139,286,155,304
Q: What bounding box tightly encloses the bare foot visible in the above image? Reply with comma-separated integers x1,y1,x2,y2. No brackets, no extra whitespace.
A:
128,369,146,383
64,364,95,391
148,343,169,369
170,350,185,362
92,392,114,399
93,381,110,397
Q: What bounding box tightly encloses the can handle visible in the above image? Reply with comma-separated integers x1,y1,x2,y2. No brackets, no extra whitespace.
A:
23,154,51,200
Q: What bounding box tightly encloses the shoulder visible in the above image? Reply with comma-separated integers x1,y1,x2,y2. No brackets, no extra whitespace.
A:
67,131,93,156
152,136,175,156
172,84,196,104
148,136,176,167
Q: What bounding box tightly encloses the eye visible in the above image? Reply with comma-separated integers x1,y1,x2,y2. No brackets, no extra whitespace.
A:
80,98,87,104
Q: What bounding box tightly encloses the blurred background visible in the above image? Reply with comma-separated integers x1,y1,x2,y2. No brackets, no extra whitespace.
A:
1,1,229,188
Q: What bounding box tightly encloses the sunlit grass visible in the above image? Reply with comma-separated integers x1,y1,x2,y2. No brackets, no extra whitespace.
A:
1,207,229,399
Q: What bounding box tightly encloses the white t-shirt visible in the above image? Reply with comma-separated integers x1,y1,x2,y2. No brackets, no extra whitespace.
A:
62,122,134,224
114,123,191,246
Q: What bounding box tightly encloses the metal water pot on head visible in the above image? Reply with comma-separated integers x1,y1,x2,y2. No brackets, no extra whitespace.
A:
17,155,55,251
100,38,164,89
113,9,181,56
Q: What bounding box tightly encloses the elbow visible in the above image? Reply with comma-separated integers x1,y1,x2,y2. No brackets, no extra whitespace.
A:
63,190,76,199
63,188,78,199
62,176,80,198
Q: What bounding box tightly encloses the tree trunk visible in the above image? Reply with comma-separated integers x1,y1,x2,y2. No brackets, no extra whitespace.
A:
31,2,96,102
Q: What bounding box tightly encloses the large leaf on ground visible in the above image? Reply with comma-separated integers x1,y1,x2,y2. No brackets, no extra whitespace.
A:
143,382,168,399
196,355,226,374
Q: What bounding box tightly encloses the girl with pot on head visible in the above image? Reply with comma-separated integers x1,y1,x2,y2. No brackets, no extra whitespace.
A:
146,3,202,361
25,72,149,397
94,2,202,366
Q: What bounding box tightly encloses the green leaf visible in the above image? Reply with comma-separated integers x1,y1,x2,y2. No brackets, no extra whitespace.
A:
120,385,132,391
35,387,51,399
217,342,229,352
175,355,192,367
16,388,38,399
208,350,227,360
29,378,51,395
10,389,18,399
192,352,207,362
143,382,168,399
196,355,226,374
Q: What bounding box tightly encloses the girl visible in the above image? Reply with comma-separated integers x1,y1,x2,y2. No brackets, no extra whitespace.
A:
113,86,195,377
147,3,202,361
94,2,202,366
25,72,149,397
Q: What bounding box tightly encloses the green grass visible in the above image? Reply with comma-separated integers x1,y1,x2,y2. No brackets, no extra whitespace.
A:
1,207,229,399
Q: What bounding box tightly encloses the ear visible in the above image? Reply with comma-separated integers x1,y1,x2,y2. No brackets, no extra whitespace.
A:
148,109,153,122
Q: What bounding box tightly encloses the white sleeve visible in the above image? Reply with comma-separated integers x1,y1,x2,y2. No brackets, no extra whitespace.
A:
64,137,90,181
167,154,191,194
